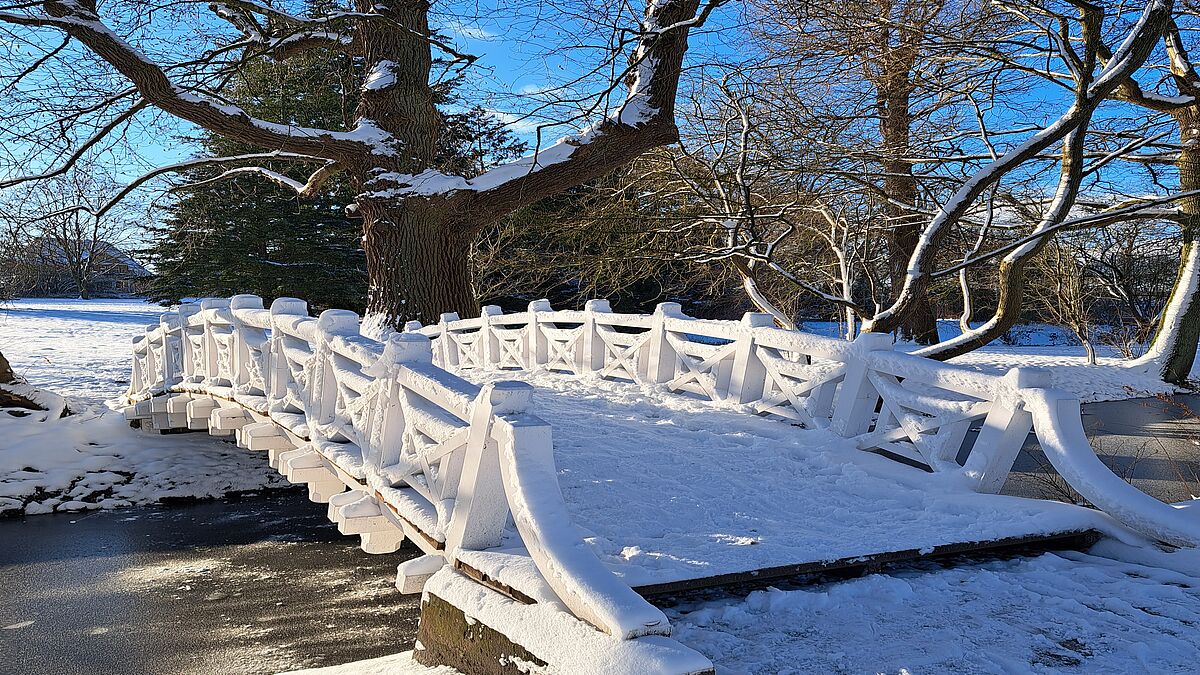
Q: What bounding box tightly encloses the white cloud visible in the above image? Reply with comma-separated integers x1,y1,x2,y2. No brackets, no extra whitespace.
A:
442,20,496,41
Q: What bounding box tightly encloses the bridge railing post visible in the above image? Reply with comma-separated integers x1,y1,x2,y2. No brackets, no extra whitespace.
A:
229,294,265,394
479,305,503,370
364,332,432,470
444,381,531,553
527,299,552,369
437,312,461,370
177,303,202,384
728,312,774,404
581,299,612,374
829,331,893,437
158,312,183,392
641,302,684,384
199,298,230,385
961,367,1049,493
310,309,359,431
266,298,308,404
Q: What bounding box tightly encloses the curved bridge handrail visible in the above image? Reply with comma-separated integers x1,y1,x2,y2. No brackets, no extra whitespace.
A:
1023,387,1200,548
122,295,669,642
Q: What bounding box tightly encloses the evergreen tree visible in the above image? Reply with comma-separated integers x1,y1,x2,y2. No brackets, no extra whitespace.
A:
145,43,525,313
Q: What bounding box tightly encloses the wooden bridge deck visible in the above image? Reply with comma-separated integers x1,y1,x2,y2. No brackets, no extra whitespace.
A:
464,370,1111,596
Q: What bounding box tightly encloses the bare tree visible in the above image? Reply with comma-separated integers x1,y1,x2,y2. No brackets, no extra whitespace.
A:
1,168,133,298
866,0,1174,358
1029,240,1099,364
0,0,729,324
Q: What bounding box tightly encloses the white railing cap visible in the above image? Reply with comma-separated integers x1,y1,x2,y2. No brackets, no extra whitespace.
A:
230,294,264,311
317,308,360,336
270,297,308,315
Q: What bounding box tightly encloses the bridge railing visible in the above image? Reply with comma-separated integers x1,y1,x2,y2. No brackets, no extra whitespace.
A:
415,300,1034,493
126,295,1200,639
124,295,670,642
414,299,1200,548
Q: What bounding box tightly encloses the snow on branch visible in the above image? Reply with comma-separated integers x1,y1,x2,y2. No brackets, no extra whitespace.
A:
176,161,340,198
361,0,716,223
0,3,397,162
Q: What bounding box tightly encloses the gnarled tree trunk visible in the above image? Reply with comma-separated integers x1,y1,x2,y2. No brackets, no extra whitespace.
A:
360,201,478,324
1142,109,1200,384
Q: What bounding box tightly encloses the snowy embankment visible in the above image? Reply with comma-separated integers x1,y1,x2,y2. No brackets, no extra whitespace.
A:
0,299,284,516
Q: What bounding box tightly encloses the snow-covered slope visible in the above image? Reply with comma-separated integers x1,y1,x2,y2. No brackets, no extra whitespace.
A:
0,299,284,515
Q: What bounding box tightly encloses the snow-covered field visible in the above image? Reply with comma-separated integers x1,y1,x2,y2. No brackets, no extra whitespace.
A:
3,298,1200,673
0,298,283,515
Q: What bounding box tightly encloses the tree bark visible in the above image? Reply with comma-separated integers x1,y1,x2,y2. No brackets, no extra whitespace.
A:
1144,109,1200,384
361,200,477,325
0,350,15,385
876,21,939,345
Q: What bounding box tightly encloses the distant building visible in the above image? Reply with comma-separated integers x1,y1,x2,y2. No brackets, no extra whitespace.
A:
20,239,152,298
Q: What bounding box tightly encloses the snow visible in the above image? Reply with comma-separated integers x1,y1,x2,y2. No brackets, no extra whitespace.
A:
0,298,167,402
7,298,1199,673
0,405,285,516
364,61,398,91
421,568,712,674
670,540,1200,674
799,319,1193,403
466,369,1117,589
0,298,285,515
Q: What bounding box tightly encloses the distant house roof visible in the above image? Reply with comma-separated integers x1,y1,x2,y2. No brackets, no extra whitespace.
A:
31,239,151,278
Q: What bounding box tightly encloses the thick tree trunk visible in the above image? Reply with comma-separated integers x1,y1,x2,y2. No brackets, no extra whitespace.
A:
361,201,477,325
877,40,939,345
1143,110,1200,384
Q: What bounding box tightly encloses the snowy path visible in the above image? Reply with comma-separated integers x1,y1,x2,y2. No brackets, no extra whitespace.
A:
468,370,1110,588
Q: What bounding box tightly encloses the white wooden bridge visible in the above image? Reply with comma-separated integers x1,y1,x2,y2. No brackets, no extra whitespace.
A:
121,296,1200,674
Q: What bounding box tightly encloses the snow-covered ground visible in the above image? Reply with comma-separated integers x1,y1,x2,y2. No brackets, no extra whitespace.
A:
670,540,1200,673
0,298,168,402
0,298,283,515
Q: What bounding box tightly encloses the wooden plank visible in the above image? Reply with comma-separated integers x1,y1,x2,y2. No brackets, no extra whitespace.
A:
633,529,1101,602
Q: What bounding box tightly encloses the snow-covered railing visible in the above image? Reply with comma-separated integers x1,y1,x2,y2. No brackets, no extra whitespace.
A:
417,301,1027,493
415,300,1200,547
123,295,671,642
